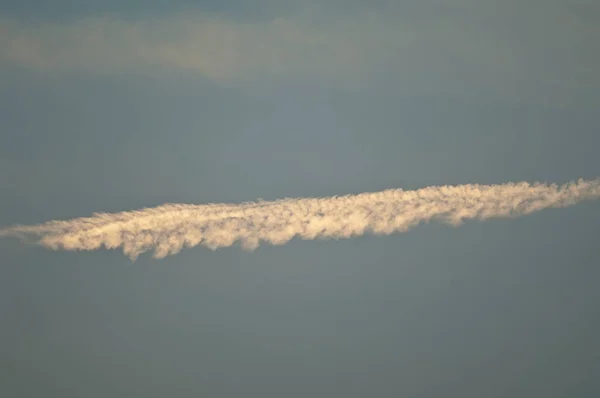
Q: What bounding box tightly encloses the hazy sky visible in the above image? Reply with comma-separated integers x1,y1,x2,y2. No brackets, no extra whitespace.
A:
1,1,599,397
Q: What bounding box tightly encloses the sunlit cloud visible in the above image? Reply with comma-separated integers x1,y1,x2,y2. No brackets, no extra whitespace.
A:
2,178,598,260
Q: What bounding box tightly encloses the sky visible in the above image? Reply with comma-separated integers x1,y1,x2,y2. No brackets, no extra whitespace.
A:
1,0,599,396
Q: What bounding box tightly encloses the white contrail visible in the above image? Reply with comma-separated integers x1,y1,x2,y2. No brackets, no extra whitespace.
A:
1,178,599,260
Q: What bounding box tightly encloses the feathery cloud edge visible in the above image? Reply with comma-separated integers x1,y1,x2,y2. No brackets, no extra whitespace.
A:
1,178,599,260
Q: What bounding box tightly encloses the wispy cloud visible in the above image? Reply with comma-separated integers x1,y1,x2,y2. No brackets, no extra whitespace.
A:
2,178,598,260
0,11,396,82
1,2,598,94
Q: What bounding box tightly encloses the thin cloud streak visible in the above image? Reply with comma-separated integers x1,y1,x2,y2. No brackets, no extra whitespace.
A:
1,178,599,260
0,12,393,82
1,5,598,98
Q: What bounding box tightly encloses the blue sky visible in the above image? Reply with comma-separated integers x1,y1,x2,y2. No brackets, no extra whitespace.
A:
1,1,599,396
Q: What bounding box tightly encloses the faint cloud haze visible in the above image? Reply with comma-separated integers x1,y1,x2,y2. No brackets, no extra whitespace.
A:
1,178,599,260
0,12,395,82
1,2,597,100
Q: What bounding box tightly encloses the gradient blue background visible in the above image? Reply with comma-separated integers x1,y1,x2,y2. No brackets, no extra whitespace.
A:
1,1,599,396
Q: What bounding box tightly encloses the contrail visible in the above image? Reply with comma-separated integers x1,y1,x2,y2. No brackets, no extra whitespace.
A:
1,178,599,260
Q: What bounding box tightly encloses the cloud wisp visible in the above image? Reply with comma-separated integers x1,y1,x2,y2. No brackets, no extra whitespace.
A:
0,12,392,82
2,4,598,98
1,178,599,260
